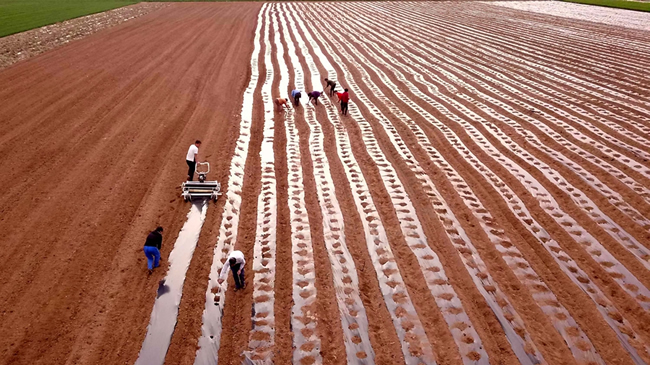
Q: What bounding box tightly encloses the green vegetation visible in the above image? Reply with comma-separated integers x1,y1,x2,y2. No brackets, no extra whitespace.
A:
559,0,650,12
0,0,136,37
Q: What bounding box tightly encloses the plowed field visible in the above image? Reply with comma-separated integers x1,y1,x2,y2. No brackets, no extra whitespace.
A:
1,2,650,365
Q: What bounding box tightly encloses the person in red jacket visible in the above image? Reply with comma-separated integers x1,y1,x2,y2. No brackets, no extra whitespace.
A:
336,88,350,115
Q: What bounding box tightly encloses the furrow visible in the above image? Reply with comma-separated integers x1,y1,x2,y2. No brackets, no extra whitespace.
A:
193,5,265,364
377,2,650,156
347,2,650,239
288,4,436,364
282,5,377,364
331,6,650,293
243,5,278,362
384,2,650,118
302,4,554,364
272,7,322,364
305,4,650,361
294,4,493,364
471,3,650,87
315,3,606,364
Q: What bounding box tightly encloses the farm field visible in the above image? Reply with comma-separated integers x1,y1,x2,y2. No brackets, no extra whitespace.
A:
1,1,650,365
0,0,136,37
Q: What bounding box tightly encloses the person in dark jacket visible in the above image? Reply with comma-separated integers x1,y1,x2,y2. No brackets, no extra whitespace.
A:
144,226,163,273
324,78,337,97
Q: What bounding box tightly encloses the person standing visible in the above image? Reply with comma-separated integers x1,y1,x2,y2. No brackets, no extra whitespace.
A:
291,89,302,106
218,250,246,290
144,226,163,274
186,140,201,181
307,91,322,105
337,88,350,116
324,78,337,97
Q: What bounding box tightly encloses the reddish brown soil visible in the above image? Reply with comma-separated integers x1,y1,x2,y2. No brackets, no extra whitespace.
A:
0,3,261,364
2,1,650,365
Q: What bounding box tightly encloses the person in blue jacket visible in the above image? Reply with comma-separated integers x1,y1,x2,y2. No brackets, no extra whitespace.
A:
291,89,302,106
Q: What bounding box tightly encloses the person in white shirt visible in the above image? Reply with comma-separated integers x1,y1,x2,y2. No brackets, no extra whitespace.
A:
218,250,246,290
186,140,201,181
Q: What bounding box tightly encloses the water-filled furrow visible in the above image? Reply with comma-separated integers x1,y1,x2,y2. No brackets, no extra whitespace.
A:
376,2,650,152
288,4,437,364
315,4,606,364
351,4,650,205
193,5,265,364
311,4,650,361
272,8,321,364
467,3,650,87
343,3,650,237
281,4,376,363
243,5,278,362
382,2,650,117
136,201,208,365
332,11,650,287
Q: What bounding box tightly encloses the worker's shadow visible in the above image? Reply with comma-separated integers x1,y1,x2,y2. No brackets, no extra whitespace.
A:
157,279,170,298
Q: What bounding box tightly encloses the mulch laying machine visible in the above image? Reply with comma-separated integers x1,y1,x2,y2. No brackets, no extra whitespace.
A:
181,162,221,202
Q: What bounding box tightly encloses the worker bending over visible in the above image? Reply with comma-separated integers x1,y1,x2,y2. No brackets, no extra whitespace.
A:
218,250,246,290
275,97,289,112
291,89,302,106
324,78,337,97
308,91,322,105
